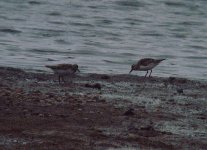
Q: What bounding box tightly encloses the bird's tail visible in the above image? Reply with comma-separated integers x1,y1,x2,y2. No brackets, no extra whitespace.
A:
157,59,165,63
45,65,54,69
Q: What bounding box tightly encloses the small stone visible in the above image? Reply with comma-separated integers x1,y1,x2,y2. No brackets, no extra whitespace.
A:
15,88,23,93
39,114,44,117
60,114,67,118
123,108,134,116
93,96,100,100
168,77,176,82
85,83,101,90
97,99,106,103
101,75,110,80
13,139,17,143
198,116,206,120
140,125,155,131
177,88,184,94
22,142,27,145
46,92,55,98
94,83,101,90
85,83,91,88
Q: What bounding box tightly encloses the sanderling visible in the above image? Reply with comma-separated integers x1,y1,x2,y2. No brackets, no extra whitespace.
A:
45,64,80,83
129,58,165,77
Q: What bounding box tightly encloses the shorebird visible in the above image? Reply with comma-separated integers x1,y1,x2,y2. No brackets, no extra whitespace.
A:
45,64,80,83
129,58,165,77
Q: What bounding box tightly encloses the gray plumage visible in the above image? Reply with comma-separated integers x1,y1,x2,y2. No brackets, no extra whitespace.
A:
46,64,80,83
129,58,165,77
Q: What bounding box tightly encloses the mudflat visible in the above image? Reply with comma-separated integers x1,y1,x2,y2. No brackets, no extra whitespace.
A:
0,67,206,149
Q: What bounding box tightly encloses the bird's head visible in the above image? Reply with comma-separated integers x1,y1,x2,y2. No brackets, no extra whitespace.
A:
129,64,136,73
73,64,80,72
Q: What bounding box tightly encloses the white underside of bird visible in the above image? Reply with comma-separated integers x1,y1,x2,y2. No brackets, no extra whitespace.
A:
139,63,159,71
54,69,75,75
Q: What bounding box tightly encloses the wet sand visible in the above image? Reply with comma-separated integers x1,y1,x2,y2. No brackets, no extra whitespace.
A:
0,67,206,150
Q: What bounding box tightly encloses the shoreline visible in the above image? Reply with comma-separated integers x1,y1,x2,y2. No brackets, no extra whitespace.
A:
2,64,207,82
0,66,206,149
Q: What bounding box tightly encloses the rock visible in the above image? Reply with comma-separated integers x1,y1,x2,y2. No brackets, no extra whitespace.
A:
97,99,106,103
140,125,155,131
198,116,206,120
85,83,91,89
177,88,184,94
39,114,44,117
92,95,100,101
46,92,55,98
101,75,110,80
123,108,134,116
85,83,101,90
15,88,23,93
94,83,101,90
168,77,176,82
60,114,67,118
177,79,187,84
168,77,188,85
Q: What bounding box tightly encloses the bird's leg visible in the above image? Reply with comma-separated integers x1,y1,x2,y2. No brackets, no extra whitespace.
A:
69,77,72,84
149,70,152,77
68,75,74,86
144,71,148,78
62,76,66,83
58,75,61,83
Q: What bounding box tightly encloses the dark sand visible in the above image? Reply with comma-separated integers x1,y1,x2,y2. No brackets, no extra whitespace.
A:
0,67,206,150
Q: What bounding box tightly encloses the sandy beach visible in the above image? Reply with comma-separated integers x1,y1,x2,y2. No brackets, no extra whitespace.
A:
0,67,206,149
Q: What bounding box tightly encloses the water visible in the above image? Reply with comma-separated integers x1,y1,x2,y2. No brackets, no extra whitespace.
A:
0,0,207,80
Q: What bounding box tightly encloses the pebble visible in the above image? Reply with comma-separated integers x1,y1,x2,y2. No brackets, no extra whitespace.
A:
85,83,102,90
177,88,184,94
101,75,110,80
123,108,135,116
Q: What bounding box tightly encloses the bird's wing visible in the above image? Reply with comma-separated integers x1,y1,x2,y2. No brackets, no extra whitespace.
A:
138,58,155,66
57,64,73,69
46,64,73,70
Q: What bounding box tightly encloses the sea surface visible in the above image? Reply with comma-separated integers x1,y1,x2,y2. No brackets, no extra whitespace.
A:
0,0,207,80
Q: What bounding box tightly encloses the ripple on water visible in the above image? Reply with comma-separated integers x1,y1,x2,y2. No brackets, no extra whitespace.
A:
0,28,22,34
47,21,66,25
70,22,94,28
55,39,71,45
28,28,66,37
164,1,187,7
188,45,207,50
28,1,43,5
28,48,58,54
46,11,62,16
177,21,204,26
0,0,207,80
115,0,146,7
